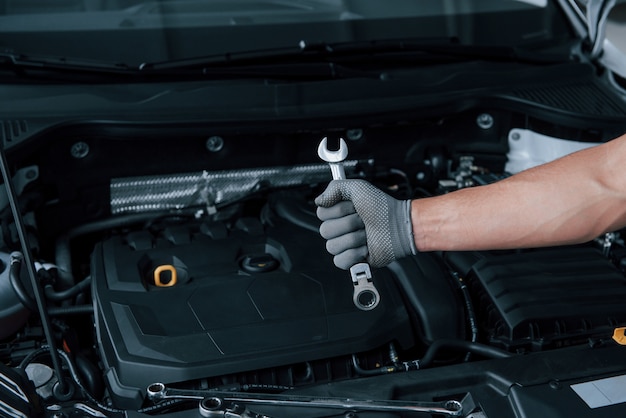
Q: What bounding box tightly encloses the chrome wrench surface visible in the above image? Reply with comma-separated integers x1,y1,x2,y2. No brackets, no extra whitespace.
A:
198,396,272,418
146,383,466,416
317,137,348,180
317,137,380,311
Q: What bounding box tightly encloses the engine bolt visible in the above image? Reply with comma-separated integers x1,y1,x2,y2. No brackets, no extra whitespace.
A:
206,136,225,152
549,380,561,390
476,113,494,130
25,169,37,180
70,141,90,159
346,129,363,141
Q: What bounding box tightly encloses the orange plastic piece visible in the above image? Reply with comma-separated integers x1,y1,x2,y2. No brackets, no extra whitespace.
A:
612,327,626,345
153,265,177,287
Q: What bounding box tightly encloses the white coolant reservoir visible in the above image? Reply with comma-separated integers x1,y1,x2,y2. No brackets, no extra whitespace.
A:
505,128,599,174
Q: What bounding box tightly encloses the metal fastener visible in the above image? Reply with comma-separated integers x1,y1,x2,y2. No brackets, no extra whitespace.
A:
346,129,363,141
476,113,494,130
206,136,225,153
70,141,90,159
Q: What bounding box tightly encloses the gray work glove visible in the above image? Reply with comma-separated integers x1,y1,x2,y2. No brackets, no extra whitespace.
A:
315,179,417,270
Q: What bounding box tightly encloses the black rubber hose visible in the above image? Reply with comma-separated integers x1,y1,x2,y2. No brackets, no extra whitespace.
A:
9,251,37,311
10,253,93,311
55,209,201,287
19,344,102,403
44,276,92,302
74,354,105,400
55,349,124,414
351,354,389,376
48,305,93,316
352,340,512,376
19,346,50,369
419,339,512,369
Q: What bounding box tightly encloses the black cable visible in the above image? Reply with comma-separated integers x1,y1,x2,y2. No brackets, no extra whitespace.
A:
459,282,478,345
453,272,479,362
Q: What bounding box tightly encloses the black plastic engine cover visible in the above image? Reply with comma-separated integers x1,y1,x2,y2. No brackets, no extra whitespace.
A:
448,247,626,351
92,218,414,408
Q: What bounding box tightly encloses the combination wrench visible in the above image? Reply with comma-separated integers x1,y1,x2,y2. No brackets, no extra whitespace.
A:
317,137,380,311
146,382,467,417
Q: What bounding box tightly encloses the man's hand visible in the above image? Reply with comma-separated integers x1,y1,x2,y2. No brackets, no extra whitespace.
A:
315,179,417,269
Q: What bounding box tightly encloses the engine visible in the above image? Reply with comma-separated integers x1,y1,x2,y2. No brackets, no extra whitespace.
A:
3,111,626,417
91,195,421,408
90,154,626,409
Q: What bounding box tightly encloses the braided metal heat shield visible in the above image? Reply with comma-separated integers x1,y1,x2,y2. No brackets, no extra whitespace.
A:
110,162,358,215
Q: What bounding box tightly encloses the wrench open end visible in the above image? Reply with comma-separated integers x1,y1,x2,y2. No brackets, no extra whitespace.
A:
317,137,348,163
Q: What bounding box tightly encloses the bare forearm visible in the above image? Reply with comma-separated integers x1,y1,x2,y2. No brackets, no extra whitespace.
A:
412,133,626,252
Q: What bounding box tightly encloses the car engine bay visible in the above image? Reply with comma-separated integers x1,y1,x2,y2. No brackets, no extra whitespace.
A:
3,64,626,417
